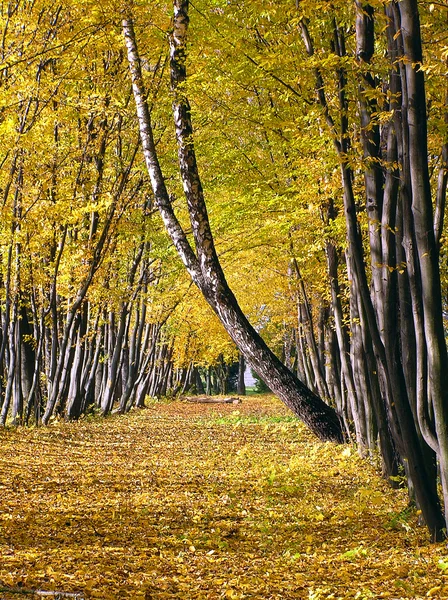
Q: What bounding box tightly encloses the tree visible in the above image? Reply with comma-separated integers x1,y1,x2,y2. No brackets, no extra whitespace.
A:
122,1,344,444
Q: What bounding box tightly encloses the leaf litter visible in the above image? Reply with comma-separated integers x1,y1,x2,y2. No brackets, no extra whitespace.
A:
0,395,447,599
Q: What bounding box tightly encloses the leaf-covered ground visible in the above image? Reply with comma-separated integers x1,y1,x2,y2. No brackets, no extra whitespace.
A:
0,395,447,599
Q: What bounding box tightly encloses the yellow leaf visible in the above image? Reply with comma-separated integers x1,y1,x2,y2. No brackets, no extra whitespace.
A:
427,586,441,597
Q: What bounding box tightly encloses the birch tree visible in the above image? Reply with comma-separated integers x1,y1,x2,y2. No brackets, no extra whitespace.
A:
123,1,344,443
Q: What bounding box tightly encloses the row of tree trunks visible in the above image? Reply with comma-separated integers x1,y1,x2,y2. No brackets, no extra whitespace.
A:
0,289,209,423
295,1,447,539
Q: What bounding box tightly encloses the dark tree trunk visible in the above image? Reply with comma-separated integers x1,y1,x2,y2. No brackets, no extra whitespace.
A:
237,352,246,396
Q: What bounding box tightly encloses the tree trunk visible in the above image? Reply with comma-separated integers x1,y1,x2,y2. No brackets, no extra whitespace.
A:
397,0,448,534
237,352,246,396
122,8,344,443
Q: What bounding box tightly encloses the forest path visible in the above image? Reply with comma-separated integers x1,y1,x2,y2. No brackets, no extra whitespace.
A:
0,395,446,599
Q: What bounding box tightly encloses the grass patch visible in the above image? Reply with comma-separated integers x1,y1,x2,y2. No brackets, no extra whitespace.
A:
203,411,301,426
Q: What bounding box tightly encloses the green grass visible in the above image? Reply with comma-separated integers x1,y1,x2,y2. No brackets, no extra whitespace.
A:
203,412,301,426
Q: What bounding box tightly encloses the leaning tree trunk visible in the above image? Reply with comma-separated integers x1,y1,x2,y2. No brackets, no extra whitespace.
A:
122,5,344,443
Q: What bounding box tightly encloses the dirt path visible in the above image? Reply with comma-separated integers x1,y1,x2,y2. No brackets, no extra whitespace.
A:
0,396,446,599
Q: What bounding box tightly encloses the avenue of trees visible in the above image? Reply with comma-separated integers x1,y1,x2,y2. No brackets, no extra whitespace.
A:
1,0,448,539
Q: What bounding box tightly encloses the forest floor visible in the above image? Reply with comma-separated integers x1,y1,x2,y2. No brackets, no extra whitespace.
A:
0,395,447,600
